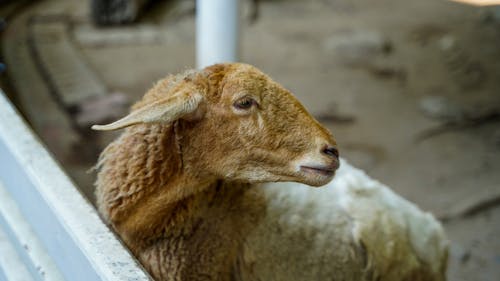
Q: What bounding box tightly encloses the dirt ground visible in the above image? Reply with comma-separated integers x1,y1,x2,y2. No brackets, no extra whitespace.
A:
1,0,499,280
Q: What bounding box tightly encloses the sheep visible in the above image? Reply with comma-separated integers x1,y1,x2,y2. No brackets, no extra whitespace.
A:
92,63,448,281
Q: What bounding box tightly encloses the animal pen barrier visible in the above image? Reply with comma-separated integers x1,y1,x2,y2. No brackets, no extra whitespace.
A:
0,90,150,281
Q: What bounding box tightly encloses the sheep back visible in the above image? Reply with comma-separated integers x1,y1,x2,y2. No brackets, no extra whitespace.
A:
238,159,448,281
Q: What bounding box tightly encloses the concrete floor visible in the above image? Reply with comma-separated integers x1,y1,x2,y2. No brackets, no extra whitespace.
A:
1,0,499,280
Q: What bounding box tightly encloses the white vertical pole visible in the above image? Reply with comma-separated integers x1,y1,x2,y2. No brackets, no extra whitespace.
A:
196,0,240,69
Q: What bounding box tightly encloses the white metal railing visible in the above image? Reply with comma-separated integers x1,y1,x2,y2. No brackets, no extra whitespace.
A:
0,90,150,281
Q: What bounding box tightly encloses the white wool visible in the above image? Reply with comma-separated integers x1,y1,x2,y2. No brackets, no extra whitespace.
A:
240,158,448,281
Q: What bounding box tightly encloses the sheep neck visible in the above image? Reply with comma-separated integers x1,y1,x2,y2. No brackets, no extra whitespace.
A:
97,124,207,245
96,124,263,253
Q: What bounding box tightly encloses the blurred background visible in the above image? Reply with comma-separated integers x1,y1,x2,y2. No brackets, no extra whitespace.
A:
0,0,499,280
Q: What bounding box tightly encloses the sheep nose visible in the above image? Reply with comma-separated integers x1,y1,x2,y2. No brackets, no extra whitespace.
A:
322,145,339,159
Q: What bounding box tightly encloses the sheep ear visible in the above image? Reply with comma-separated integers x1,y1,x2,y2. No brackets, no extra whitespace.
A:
91,92,204,131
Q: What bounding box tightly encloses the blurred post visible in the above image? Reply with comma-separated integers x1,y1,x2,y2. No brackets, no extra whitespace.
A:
196,0,240,69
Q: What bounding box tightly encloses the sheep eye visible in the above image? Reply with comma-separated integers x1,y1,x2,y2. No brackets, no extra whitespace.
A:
234,97,255,110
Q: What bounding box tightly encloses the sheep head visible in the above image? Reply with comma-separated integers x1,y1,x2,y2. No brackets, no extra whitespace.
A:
93,63,339,187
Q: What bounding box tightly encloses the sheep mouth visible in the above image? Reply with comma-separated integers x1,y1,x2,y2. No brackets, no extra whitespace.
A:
300,166,336,177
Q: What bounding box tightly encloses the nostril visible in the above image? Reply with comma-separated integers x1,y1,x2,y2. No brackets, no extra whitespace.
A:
322,145,339,158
